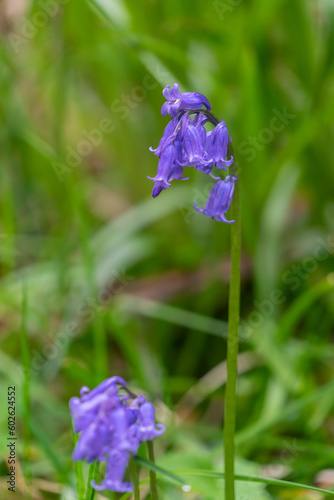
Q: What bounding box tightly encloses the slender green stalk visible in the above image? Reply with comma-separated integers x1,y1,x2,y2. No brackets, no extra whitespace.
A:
129,457,141,500
72,426,85,500
146,441,158,500
86,461,100,500
223,145,241,500
188,111,242,498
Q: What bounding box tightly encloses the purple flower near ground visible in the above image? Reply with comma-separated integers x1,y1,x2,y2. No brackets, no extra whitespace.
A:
70,393,108,433
110,406,141,454
91,450,133,493
194,176,238,223
161,83,212,117
70,377,165,494
72,417,110,463
79,376,126,401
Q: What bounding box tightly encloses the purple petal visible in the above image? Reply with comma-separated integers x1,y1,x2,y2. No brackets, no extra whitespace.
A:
182,125,205,165
81,377,126,402
110,407,138,453
73,419,110,463
169,83,182,99
194,176,237,224
162,85,172,100
152,181,169,198
92,450,133,493
160,84,212,117
149,120,176,155
138,402,166,441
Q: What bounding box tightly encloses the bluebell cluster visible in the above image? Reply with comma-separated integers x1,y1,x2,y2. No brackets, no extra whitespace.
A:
70,377,165,493
149,83,238,223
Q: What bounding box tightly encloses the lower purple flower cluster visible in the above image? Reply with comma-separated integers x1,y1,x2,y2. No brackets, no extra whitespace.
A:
149,84,238,223
70,376,165,493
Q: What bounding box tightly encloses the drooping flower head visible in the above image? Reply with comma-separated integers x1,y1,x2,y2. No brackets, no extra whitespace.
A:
148,84,237,222
70,377,165,493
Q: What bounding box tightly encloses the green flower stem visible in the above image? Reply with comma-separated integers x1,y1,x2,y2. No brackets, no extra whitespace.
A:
72,426,85,500
86,461,99,500
192,110,242,498
146,441,159,500
129,457,141,500
224,144,241,500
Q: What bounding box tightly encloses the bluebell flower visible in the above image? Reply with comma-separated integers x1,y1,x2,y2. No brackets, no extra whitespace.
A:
194,176,238,223
138,402,166,441
70,376,126,432
179,118,206,168
148,113,207,197
161,83,212,117
147,144,176,197
148,148,189,198
206,120,233,169
148,114,190,197
149,119,177,157
70,377,165,494
69,393,109,433
92,450,133,493
149,84,238,222
72,417,110,463
79,376,126,401
110,406,141,454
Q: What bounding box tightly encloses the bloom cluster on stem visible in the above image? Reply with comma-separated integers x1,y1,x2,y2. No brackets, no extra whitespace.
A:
70,376,165,493
149,83,238,223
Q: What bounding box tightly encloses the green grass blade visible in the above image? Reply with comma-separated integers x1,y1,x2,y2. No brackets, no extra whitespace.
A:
174,469,334,496
277,276,334,342
117,294,228,338
29,417,68,482
236,379,334,445
119,479,150,500
255,163,300,302
135,456,185,486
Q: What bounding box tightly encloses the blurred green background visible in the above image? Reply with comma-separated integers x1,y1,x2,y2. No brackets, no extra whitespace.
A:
1,0,334,498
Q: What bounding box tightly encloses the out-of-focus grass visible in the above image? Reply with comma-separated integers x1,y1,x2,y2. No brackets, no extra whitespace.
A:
0,0,334,498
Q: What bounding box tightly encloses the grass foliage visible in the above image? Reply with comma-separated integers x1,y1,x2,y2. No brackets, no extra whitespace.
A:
0,0,334,498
